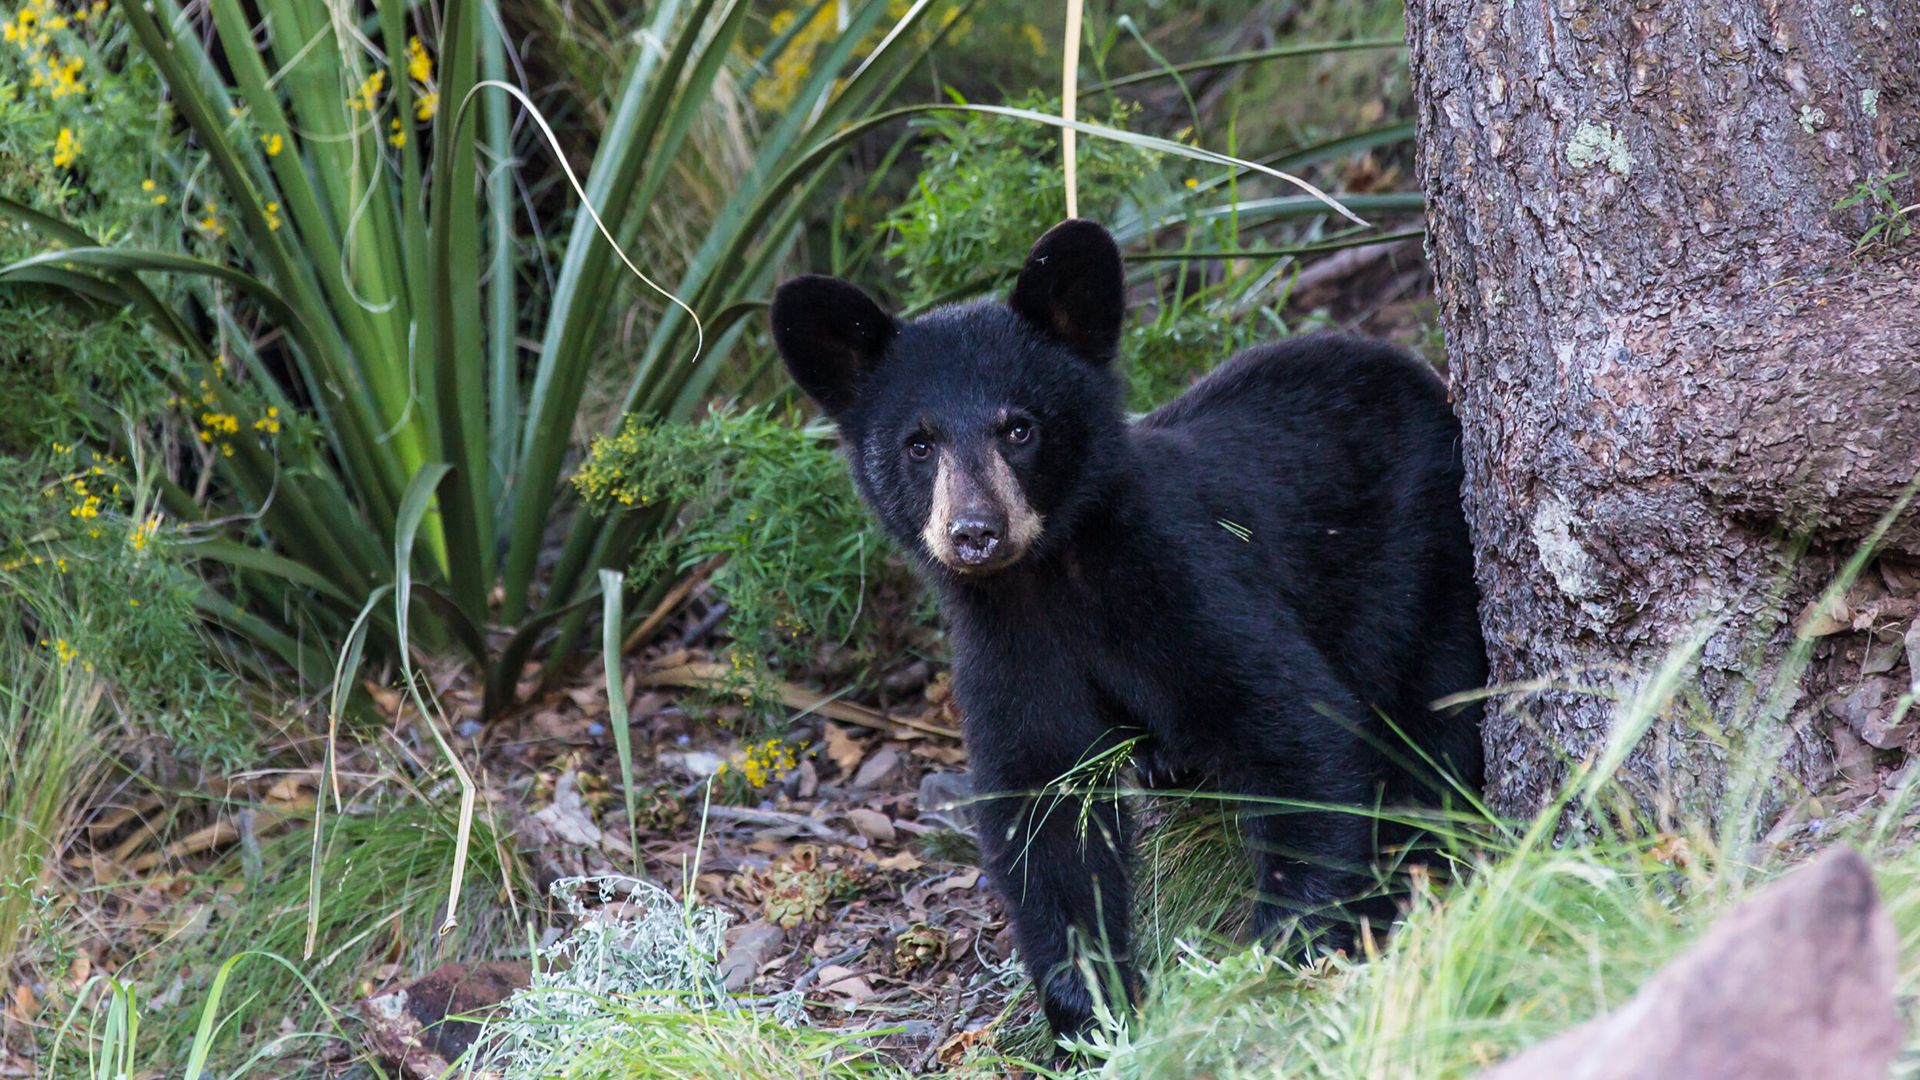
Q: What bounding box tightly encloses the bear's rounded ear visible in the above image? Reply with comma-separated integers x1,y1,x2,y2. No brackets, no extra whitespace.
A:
1008,218,1125,365
771,275,896,417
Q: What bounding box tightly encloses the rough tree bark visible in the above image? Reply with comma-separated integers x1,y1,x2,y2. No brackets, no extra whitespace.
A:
1405,1,1920,819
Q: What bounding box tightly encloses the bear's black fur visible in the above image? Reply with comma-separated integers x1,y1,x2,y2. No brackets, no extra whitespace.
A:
771,220,1486,1041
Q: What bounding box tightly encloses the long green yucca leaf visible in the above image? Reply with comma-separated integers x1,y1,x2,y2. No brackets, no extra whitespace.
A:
392,463,478,934
499,0,714,622
1264,121,1417,173
618,0,902,389
202,0,375,366
1125,227,1427,261
737,0,834,101
0,265,132,306
0,247,326,359
136,0,416,537
191,588,336,689
393,464,451,660
546,0,951,605
601,568,642,873
481,0,519,505
1173,191,1426,228
428,0,493,622
608,0,757,263
485,583,605,715
0,196,210,355
613,0,928,426
1088,36,1406,94
179,538,360,608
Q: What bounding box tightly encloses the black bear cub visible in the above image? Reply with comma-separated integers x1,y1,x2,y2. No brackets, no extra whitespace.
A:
771,219,1485,1041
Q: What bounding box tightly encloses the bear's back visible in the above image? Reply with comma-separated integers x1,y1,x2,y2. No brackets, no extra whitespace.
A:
1126,332,1480,776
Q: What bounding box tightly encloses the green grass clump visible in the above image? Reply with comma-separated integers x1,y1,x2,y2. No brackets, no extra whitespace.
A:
0,613,110,979
143,801,525,1071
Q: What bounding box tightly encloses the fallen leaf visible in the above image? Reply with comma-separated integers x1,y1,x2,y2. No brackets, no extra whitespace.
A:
931,867,981,894
878,851,923,872
1795,594,1851,638
525,772,603,846
852,746,902,788
265,772,318,805
910,744,968,766
813,965,873,1003
845,808,896,844
938,1026,990,1066
823,722,868,776
10,985,36,1021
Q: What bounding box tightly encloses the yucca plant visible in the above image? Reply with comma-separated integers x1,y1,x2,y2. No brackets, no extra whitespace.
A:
0,0,1415,718
0,0,969,709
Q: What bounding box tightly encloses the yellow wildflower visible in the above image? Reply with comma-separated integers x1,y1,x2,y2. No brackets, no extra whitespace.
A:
1020,23,1046,55
406,36,432,83
264,201,281,230
413,89,437,121
388,117,406,148
262,132,283,156
51,127,78,167
349,69,385,111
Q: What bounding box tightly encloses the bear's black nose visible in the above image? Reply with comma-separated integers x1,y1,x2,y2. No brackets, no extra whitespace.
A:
948,514,1003,564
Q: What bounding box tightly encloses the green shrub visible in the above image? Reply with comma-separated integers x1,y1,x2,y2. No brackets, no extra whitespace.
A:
576,406,912,709
883,90,1164,309
1,0,251,765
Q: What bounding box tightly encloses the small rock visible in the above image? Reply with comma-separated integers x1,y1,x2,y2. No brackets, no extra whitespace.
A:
918,770,975,832
363,961,529,1079
846,808,896,843
1827,677,1911,749
659,750,723,778
813,965,873,1003
1829,721,1876,790
1471,848,1898,1080
883,660,932,696
794,758,819,799
1906,618,1920,692
719,922,786,993
852,746,902,789
523,772,603,847
991,925,1018,962
1862,633,1903,674
455,719,484,739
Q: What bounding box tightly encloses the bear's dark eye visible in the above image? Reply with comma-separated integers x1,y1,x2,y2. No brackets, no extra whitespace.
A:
907,436,933,461
1006,421,1033,445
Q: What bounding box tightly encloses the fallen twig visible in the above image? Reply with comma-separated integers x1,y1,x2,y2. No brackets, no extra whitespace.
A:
624,556,726,654
699,804,858,845
636,662,962,740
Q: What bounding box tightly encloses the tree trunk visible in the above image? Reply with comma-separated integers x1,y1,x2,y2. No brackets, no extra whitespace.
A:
1405,0,1920,820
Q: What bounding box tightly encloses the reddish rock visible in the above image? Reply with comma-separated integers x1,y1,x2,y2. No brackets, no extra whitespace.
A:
1476,848,1898,1080
363,961,530,1079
